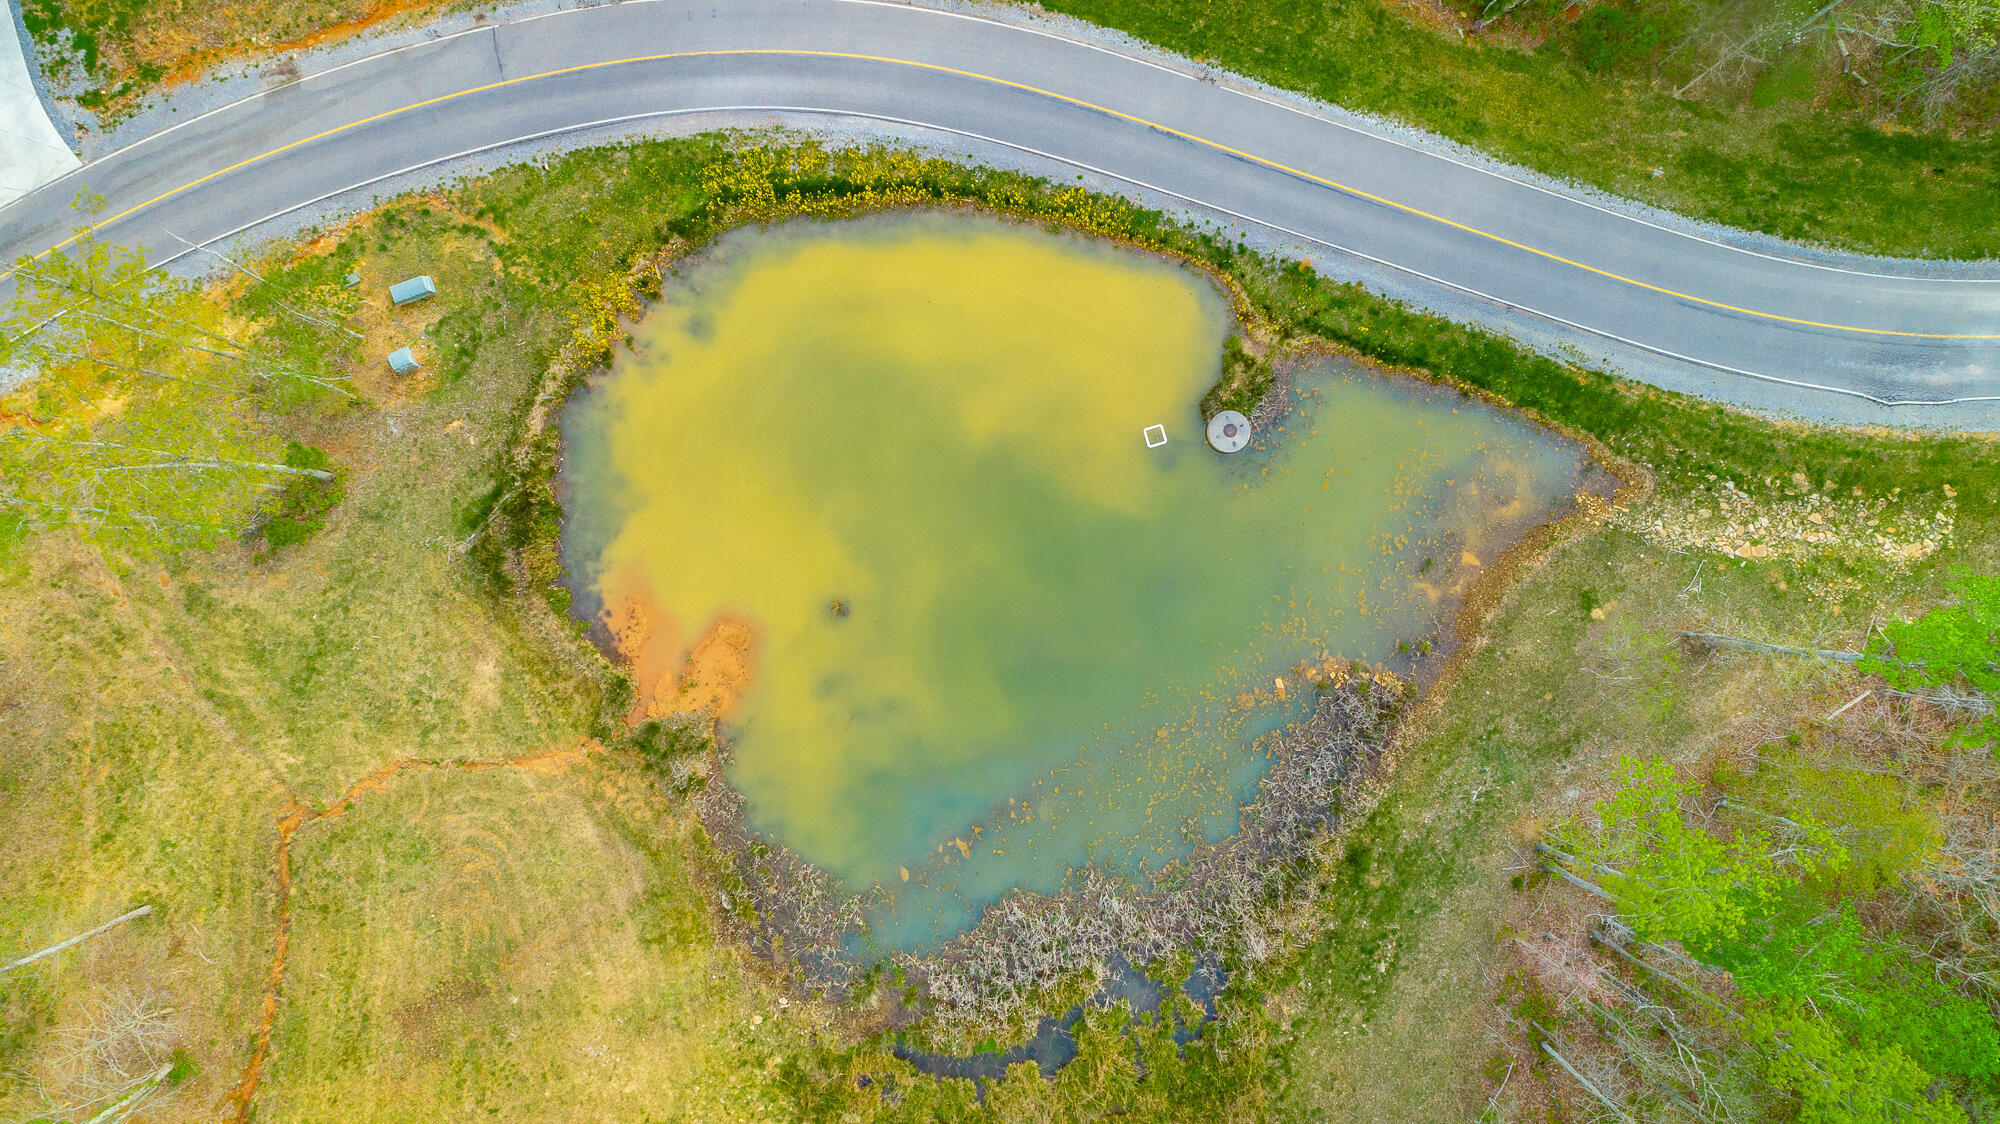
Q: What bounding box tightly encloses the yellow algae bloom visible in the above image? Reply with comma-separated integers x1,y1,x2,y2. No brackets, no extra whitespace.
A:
559,215,1587,951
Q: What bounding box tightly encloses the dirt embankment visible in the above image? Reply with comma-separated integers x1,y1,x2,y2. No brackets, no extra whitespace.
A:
63,0,457,125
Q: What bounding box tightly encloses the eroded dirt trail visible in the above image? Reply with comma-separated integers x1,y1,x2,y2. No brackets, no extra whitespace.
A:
220,739,603,1122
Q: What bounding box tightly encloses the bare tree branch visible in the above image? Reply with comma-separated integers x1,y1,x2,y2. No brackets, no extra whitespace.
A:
2,906,153,974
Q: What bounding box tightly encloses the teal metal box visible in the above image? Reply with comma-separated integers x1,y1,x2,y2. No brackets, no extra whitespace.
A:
389,275,437,305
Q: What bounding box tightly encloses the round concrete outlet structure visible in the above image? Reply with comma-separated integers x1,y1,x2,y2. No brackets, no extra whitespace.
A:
1206,410,1251,453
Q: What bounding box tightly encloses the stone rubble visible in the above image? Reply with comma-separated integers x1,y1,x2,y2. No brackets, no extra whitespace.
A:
1615,471,1956,569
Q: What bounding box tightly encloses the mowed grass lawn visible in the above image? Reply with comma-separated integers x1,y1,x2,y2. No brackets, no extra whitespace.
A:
0,147,824,1122
5,136,1998,1123
0,532,282,1119
262,761,808,1122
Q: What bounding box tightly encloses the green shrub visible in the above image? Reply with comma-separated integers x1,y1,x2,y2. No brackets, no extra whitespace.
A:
263,516,312,548
1199,336,1274,420
630,717,712,771
1566,5,1664,74
165,1046,195,1084
260,442,345,552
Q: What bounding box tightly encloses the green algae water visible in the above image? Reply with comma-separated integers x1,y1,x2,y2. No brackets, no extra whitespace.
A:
559,215,1589,952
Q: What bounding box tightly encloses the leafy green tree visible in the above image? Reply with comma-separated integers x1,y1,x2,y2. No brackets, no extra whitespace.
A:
0,208,344,552
1754,1008,1967,1124
1572,757,1785,945
1702,896,2000,1080
1720,748,1943,897
1908,0,2000,69
1566,757,1993,1123
1862,571,2000,752
1865,573,2000,698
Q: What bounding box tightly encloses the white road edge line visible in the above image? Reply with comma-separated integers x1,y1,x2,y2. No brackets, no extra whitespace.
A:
20,0,2000,285
7,22,499,202
148,104,2000,410
832,0,2000,284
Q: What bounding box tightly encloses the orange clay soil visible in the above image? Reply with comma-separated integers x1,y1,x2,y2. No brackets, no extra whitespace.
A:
219,738,602,1123
159,0,451,91
599,566,757,729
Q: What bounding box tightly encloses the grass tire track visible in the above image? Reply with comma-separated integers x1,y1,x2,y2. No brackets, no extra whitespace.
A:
220,739,604,1123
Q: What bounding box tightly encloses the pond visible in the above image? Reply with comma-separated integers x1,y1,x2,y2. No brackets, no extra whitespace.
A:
558,214,1591,954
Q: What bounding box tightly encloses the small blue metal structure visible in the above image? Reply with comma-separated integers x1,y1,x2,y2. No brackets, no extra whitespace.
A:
387,347,420,375
389,275,437,306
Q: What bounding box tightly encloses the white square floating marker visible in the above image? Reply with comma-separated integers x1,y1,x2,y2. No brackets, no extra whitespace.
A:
1143,424,1168,449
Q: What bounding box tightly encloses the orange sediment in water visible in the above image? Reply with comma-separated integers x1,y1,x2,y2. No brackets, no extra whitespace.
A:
558,214,1588,950
601,567,757,727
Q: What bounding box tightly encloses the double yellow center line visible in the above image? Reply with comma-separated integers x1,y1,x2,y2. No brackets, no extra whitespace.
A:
17,48,1998,340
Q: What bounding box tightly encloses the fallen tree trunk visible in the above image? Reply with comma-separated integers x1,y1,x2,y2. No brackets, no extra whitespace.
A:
1533,1021,1635,1123
1533,842,1619,899
1680,632,1863,662
3,905,153,973
1682,632,1994,713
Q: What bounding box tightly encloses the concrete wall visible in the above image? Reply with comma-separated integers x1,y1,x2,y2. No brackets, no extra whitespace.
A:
1,0,79,208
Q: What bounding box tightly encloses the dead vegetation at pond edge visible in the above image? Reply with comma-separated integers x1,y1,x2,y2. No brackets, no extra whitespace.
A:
449,144,1647,1051
699,673,1407,1050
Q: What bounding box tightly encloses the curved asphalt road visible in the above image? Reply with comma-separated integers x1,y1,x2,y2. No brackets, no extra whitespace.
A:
1,0,1996,425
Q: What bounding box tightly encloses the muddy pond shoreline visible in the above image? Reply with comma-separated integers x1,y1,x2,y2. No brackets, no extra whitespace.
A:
545,211,1630,1055
687,360,1620,1054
